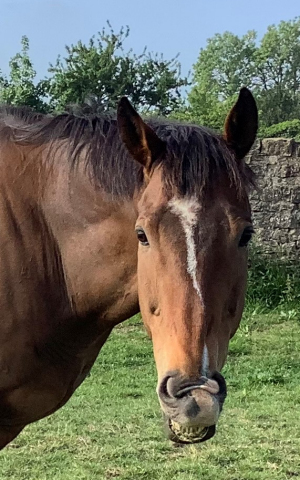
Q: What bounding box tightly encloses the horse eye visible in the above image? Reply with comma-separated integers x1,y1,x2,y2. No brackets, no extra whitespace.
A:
136,228,149,246
239,227,254,247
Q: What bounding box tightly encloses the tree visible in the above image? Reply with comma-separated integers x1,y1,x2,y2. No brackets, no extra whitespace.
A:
42,24,188,115
188,18,300,132
188,31,256,130
0,36,48,112
254,18,300,126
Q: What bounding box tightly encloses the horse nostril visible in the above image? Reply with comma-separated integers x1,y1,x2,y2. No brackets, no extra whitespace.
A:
159,377,168,398
158,372,190,403
158,374,176,401
211,372,227,407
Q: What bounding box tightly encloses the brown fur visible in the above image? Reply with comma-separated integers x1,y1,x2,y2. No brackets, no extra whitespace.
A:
0,88,257,448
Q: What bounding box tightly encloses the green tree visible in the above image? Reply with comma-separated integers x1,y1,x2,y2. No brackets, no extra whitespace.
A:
42,24,188,115
188,31,256,130
254,18,300,126
0,36,48,112
188,17,300,132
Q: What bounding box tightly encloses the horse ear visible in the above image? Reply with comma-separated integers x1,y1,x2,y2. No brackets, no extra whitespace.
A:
117,97,166,173
224,87,258,160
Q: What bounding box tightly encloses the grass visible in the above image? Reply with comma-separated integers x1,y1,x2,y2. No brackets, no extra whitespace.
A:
0,307,299,480
246,246,300,310
1,251,299,479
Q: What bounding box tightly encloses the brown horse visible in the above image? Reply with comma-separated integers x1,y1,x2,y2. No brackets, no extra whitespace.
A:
0,88,257,449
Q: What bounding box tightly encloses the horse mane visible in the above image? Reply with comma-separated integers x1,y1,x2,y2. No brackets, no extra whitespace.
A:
0,104,255,199
0,105,45,127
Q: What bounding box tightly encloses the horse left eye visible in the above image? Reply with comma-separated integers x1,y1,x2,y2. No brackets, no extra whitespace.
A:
239,227,254,247
136,228,149,246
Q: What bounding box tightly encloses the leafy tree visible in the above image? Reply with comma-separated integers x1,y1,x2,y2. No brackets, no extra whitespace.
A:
42,24,188,115
0,26,187,115
188,31,256,130
188,18,300,131
254,18,300,126
0,36,48,112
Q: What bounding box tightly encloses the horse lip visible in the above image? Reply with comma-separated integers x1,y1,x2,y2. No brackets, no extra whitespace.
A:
175,378,220,398
166,419,216,444
160,373,223,401
159,372,226,444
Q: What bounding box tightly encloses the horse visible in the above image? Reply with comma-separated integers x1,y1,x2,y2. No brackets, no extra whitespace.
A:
0,88,257,449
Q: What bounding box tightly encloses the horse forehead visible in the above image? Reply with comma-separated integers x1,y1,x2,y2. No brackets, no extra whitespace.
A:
140,194,202,226
167,197,231,243
138,170,167,214
168,197,200,225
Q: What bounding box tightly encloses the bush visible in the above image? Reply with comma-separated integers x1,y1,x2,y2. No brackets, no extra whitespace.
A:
259,119,300,140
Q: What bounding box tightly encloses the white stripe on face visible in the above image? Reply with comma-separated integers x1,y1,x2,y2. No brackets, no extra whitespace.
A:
168,197,203,305
169,197,210,375
202,344,209,376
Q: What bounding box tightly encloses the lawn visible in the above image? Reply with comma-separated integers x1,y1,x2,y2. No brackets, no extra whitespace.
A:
1,309,299,480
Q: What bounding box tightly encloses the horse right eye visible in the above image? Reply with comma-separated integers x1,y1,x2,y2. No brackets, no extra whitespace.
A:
239,226,254,247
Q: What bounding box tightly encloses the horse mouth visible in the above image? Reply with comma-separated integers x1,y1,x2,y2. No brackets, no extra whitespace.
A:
167,419,216,444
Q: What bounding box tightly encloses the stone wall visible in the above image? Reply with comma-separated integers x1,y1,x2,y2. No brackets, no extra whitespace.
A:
246,138,300,257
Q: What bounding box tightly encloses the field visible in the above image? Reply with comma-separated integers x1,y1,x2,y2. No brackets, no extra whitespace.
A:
1,304,299,479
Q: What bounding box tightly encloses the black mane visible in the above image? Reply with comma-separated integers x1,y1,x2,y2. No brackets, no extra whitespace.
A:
0,105,254,199
0,105,45,126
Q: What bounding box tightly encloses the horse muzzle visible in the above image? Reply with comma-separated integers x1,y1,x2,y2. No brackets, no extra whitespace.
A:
158,371,227,444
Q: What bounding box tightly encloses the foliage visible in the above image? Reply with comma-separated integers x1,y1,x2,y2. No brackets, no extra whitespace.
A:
0,26,187,115
0,36,48,112
188,17,300,131
42,24,188,114
259,119,300,139
256,18,300,126
188,31,256,130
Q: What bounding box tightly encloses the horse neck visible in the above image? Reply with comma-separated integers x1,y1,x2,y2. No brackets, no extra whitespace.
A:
0,141,71,326
41,156,140,325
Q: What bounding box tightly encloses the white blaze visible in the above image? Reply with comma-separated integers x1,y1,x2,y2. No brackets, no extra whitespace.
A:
168,197,209,374
202,344,209,376
168,197,203,304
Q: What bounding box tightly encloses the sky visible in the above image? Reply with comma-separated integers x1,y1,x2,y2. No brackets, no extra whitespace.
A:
0,0,299,81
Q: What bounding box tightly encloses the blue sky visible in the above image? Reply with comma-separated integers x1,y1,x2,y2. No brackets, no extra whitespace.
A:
0,0,299,80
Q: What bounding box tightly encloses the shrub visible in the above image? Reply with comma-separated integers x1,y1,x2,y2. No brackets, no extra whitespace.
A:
259,119,300,140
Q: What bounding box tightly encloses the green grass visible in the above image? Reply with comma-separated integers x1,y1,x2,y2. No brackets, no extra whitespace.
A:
246,247,300,310
0,309,299,480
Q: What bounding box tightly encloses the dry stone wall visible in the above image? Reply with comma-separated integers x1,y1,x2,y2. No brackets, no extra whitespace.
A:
246,138,300,257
